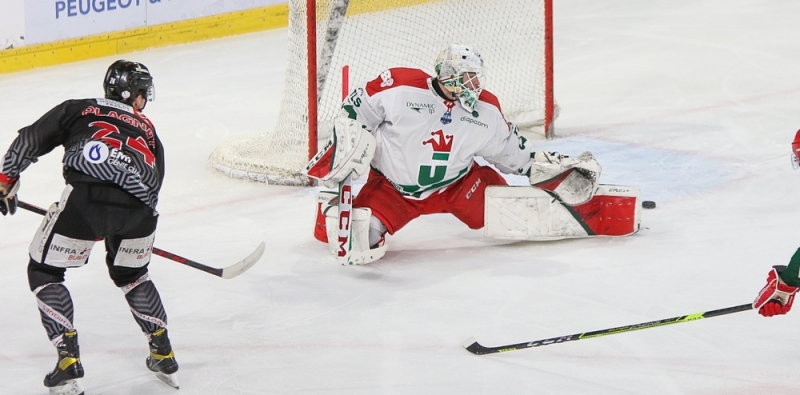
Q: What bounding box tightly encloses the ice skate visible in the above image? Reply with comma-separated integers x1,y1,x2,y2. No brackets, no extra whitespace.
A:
43,330,84,395
46,379,84,395
146,328,179,389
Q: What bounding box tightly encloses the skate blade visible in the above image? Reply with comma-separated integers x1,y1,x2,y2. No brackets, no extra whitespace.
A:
48,379,85,395
155,371,180,389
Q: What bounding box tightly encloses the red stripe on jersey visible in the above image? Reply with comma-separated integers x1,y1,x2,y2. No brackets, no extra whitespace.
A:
366,68,431,96
477,90,510,127
478,90,502,112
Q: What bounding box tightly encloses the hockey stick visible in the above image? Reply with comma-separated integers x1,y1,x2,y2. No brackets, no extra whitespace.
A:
463,303,753,355
16,200,265,279
336,173,354,264
335,64,355,265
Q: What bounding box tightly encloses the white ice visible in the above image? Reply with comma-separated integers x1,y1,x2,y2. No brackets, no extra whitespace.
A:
2,1,800,394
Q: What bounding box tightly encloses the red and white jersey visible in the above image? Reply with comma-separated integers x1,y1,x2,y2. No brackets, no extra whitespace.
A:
341,67,535,199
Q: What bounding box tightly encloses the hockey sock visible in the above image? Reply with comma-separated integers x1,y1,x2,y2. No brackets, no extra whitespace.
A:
120,274,168,334
33,283,75,341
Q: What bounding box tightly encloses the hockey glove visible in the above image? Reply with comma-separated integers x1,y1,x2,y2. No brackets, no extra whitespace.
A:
529,151,601,206
304,118,376,188
753,265,799,317
0,177,19,216
532,151,566,164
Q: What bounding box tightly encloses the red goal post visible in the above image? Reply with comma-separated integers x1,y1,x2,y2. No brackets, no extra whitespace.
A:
208,0,555,185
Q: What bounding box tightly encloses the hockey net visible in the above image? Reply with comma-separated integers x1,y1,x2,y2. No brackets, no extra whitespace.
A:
208,0,554,185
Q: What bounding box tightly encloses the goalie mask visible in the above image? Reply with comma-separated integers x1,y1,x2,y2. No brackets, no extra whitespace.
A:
103,60,155,109
435,44,485,112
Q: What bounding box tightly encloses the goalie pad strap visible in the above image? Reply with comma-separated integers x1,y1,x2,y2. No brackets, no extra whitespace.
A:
314,190,339,243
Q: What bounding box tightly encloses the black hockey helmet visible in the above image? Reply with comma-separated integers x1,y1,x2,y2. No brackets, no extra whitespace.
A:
103,60,155,108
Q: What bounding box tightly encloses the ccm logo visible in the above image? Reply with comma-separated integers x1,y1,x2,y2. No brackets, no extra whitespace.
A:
465,178,482,199
337,185,353,257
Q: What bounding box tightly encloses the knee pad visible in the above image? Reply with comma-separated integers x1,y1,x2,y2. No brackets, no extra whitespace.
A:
28,260,67,291
108,265,149,287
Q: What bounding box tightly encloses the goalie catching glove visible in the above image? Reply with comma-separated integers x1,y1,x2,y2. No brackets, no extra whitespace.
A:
753,265,799,317
528,151,601,205
0,176,19,216
304,118,376,188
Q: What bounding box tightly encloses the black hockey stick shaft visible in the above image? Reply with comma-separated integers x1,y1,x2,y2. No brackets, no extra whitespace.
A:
16,200,264,279
464,303,753,355
151,248,224,277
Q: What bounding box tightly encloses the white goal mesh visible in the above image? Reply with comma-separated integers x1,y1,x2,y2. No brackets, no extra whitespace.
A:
209,0,552,185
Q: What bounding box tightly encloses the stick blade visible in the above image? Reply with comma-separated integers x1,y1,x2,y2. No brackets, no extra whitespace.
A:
220,242,266,279
462,336,491,355
463,336,517,355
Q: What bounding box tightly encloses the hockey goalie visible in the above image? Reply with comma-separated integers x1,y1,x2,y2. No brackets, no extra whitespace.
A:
304,44,641,265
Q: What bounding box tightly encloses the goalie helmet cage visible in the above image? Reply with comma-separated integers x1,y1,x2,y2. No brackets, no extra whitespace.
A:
208,0,555,185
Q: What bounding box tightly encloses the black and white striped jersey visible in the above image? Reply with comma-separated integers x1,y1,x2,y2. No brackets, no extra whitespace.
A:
0,98,165,209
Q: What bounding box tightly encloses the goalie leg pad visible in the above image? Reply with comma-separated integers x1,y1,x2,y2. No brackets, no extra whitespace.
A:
484,185,640,241
485,186,589,240
570,184,641,236
325,207,387,265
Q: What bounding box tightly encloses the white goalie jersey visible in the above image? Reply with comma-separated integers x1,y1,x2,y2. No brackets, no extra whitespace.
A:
341,67,535,199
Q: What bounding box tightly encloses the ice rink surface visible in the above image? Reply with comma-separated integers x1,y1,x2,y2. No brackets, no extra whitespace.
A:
2,1,800,394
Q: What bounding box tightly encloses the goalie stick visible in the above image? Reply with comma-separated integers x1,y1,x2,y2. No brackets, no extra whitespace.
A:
335,64,354,265
463,303,753,355
16,200,265,279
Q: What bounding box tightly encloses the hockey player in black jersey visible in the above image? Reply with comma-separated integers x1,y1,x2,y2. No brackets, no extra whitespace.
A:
0,60,179,394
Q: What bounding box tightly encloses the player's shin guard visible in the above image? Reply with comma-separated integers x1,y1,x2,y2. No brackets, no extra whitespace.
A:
33,279,84,393
121,274,179,387
325,207,387,265
120,273,168,334
34,283,76,341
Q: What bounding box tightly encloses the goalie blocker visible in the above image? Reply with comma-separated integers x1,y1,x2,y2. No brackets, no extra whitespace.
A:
484,184,641,240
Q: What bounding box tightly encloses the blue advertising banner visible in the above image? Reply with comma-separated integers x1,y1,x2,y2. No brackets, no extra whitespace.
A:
24,0,285,45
